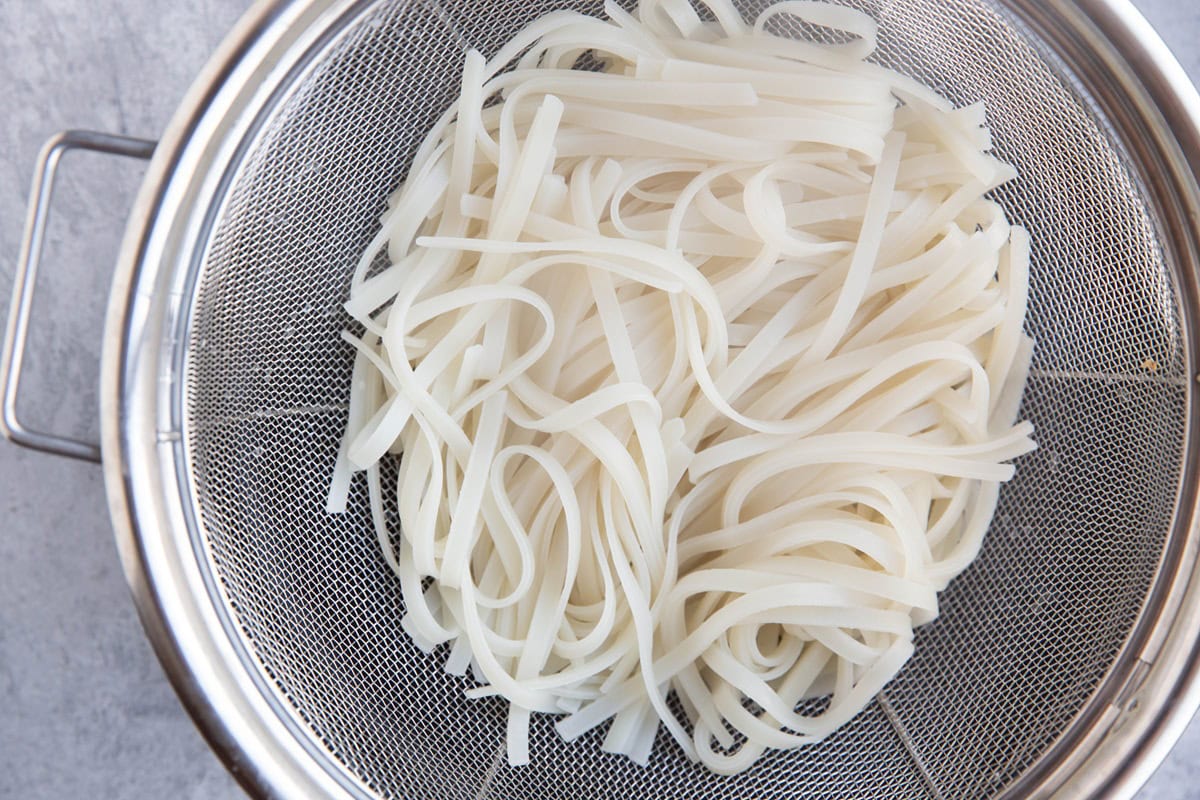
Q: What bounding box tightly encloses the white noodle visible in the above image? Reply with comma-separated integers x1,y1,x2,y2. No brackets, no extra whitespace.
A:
329,0,1036,775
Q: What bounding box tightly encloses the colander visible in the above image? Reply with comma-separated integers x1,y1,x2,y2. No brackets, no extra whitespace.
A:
3,0,1200,797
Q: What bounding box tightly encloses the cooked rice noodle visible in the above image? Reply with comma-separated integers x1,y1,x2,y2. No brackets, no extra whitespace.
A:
330,0,1035,774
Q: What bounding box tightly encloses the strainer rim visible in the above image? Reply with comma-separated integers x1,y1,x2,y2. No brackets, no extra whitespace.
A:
98,0,1200,798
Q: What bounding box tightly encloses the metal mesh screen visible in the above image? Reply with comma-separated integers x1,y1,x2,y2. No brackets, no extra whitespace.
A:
185,0,1188,797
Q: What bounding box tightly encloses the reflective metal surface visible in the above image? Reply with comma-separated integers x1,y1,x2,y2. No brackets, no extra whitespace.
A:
97,0,1200,797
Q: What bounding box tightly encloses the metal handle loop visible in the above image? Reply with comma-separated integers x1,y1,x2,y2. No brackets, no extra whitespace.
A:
0,130,156,462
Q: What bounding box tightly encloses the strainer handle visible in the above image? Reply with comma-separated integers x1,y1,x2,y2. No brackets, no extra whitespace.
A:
0,130,156,462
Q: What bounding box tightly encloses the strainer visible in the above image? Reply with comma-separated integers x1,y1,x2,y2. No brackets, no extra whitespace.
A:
3,0,1200,797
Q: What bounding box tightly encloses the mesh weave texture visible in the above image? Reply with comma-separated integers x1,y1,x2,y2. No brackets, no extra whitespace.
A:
185,1,1187,797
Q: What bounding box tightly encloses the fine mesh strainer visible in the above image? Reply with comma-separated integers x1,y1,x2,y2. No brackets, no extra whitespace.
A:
3,0,1200,798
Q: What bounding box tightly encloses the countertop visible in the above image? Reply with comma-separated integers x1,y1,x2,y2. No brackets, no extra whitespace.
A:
1,1,1198,798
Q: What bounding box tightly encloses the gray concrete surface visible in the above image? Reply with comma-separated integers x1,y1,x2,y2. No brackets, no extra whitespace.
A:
0,1,1197,798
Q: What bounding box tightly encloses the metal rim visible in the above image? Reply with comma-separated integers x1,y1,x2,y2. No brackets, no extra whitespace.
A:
102,1,372,796
98,1,1200,798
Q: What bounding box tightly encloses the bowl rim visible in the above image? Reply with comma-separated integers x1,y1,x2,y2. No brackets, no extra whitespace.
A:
98,1,1200,798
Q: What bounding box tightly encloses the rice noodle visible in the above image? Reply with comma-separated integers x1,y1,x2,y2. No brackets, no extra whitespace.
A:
330,0,1035,774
